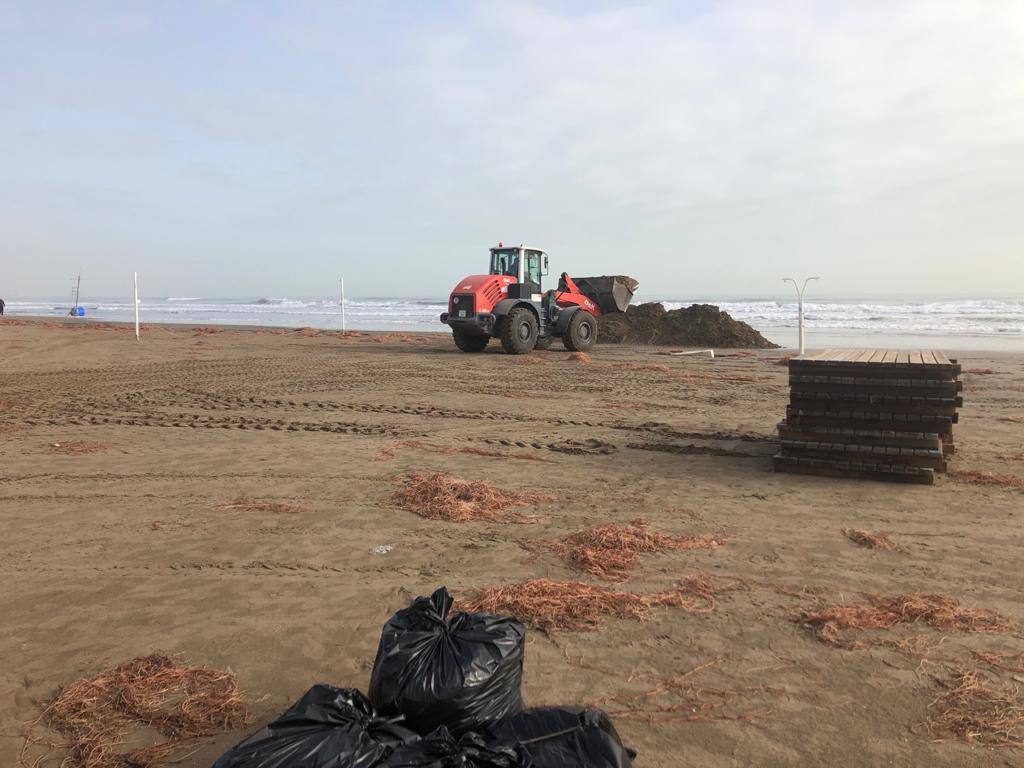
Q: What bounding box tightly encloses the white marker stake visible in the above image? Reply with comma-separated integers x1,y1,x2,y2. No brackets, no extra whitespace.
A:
339,277,346,334
133,271,140,341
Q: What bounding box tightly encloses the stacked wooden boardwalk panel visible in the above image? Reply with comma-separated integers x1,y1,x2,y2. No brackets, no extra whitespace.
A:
774,349,962,485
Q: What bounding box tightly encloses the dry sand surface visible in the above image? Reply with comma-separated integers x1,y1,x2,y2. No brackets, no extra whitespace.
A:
2,318,1023,767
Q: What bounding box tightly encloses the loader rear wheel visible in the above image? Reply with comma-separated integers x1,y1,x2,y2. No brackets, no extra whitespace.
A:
563,311,597,352
499,308,539,355
452,329,489,352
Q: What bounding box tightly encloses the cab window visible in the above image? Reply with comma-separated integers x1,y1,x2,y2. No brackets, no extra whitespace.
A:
524,251,542,286
489,248,519,277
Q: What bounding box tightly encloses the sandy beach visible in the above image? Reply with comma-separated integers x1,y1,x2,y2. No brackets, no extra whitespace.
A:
2,318,1023,767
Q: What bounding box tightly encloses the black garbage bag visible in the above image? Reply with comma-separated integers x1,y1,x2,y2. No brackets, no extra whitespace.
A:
384,727,525,768
369,587,525,735
212,684,417,768
485,707,635,768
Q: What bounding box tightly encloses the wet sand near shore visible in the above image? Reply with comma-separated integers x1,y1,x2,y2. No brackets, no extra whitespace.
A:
2,318,1022,767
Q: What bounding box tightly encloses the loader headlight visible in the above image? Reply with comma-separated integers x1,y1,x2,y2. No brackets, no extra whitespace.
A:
453,296,460,304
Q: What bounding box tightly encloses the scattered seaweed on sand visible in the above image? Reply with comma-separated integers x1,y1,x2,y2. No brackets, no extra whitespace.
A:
1,423,24,435
20,654,249,768
928,668,1024,747
48,442,110,455
841,528,899,551
948,469,1024,489
517,355,544,365
392,472,552,523
374,440,551,462
973,651,1024,674
217,496,308,514
568,352,592,364
523,518,723,581
610,363,671,373
459,577,730,634
795,593,1012,649
965,368,996,375
572,656,769,725
674,372,760,383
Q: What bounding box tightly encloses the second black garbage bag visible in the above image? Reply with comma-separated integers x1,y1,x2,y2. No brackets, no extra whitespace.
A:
212,684,417,768
384,727,525,767
369,586,526,735
486,706,635,768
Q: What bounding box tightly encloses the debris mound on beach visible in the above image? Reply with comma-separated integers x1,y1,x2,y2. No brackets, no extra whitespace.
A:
599,302,779,348
392,472,552,523
841,528,898,550
217,496,308,514
928,668,1024,747
459,577,721,634
21,654,248,768
524,518,723,581
568,352,592,364
796,593,1012,648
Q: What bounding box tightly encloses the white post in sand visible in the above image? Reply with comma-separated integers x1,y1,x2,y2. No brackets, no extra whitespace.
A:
339,277,346,334
133,271,140,341
782,277,819,356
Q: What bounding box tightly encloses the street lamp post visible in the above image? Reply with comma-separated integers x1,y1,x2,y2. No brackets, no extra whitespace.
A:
782,276,820,356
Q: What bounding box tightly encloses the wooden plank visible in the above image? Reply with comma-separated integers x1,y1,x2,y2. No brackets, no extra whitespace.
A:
921,350,937,365
868,349,886,363
882,350,898,364
773,455,935,485
933,350,951,366
778,427,942,451
789,381,961,397
912,351,925,365
778,440,946,470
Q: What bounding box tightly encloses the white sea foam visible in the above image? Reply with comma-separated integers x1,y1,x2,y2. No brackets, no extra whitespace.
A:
5,296,1022,348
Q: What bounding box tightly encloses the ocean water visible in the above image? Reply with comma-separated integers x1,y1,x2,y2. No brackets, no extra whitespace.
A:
5,296,1022,351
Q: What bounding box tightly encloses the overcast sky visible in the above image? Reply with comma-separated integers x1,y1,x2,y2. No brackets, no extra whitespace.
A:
1,1,1022,300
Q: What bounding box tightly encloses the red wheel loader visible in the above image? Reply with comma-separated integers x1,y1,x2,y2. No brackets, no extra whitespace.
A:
440,244,638,354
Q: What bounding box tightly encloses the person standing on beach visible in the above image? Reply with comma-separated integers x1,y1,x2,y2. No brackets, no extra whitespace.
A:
0,297,5,315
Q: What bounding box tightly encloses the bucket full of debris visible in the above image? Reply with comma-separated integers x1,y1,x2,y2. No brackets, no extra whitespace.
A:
569,276,639,315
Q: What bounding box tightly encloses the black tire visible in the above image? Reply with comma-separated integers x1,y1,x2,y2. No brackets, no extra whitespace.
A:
562,311,597,352
534,335,554,351
452,329,490,352
499,307,539,355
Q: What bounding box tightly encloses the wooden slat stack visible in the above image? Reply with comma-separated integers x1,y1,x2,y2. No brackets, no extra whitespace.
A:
774,349,962,485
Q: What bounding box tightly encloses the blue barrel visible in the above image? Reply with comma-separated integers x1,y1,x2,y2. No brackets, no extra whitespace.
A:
76,306,85,317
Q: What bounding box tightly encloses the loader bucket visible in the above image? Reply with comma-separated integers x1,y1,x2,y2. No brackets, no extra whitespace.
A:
572,276,640,315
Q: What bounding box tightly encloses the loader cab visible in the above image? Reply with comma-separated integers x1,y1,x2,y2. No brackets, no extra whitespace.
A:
489,246,548,290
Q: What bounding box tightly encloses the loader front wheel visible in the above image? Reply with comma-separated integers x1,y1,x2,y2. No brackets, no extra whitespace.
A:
563,311,597,352
499,308,539,355
452,329,490,352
